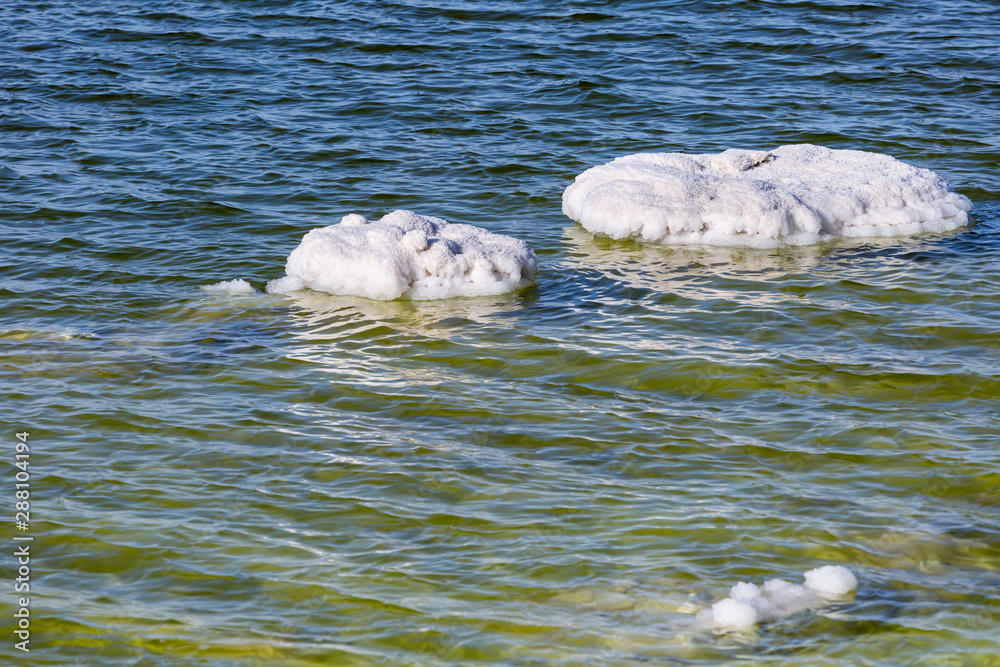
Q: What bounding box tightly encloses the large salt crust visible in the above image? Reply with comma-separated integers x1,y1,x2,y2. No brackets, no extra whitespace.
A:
563,144,972,246
266,210,537,300
696,565,857,630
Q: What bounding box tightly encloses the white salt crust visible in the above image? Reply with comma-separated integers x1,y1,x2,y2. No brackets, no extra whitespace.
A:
696,565,857,630
563,144,972,247
266,210,537,300
201,279,258,295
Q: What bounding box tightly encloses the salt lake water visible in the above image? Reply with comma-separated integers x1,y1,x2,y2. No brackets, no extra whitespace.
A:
2,0,999,664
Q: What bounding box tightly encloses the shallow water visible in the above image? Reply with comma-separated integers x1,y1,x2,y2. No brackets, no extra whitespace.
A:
2,1,1000,664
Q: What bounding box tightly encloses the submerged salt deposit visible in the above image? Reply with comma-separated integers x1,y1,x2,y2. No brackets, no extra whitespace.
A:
696,565,857,630
201,279,258,295
563,145,972,246
266,210,537,300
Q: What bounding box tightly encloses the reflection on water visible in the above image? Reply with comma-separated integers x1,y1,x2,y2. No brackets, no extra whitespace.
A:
282,288,531,343
563,224,825,304
563,223,976,305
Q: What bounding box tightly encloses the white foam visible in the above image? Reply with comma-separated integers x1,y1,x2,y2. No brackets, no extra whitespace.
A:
696,566,857,630
266,210,537,300
563,144,972,247
201,279,258,295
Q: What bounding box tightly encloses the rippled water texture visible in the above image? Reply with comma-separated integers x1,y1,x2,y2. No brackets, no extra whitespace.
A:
3,1,1000,664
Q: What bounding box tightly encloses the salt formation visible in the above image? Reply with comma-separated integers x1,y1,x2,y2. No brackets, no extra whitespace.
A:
266,210,537,300
201,279,258,294
696,565,857,630
563,145,972,246
803,564,858,595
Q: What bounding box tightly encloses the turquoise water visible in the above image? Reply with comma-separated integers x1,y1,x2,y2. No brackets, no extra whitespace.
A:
2,1,1000,664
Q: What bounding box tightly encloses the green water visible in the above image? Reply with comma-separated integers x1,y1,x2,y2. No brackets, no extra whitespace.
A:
3,0,1000,664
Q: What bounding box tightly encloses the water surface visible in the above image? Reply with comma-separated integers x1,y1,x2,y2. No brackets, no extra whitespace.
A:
2,1,999,664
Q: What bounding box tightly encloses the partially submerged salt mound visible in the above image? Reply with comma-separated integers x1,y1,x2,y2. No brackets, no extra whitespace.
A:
201,279,258,295
696,565,857,630
563,145,972,246
266,210,537,300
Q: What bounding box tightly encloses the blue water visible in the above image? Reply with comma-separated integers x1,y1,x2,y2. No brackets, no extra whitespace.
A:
2,1,999,665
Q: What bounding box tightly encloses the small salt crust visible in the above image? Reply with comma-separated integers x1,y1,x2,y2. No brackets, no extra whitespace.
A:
803,564,858,596
696,565,857,630
266,210,537,300
201,279,258,295
563,144,972,246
